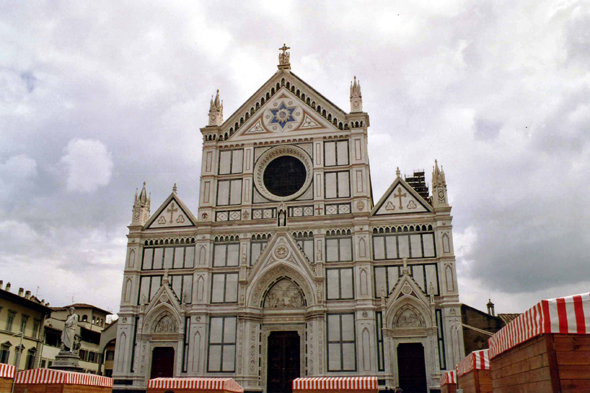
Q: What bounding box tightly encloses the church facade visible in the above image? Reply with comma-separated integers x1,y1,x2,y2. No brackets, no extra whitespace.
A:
113,47,465,393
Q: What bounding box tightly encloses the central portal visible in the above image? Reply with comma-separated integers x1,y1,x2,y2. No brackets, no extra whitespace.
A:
267,331,300,393
397,343,427,393
150,347,174,379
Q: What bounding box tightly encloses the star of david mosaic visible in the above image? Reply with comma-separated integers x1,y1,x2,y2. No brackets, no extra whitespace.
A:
270,102,296,128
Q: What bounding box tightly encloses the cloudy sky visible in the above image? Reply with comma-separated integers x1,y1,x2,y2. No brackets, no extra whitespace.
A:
1,1,589,315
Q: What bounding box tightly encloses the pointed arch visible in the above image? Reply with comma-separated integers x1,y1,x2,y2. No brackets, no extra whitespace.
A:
442,233,450,253
360,268,368,295
359,237,367,257
116,332,127,372
198,245,206,265
362,327,371,371
445,265,454,292
197,275,205,301
128,250,135,268
192,331,201,372
247,263,317,308
123,278,132,303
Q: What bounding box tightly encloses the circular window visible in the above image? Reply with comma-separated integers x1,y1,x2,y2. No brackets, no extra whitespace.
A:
263,156,306,197
253,145,312,202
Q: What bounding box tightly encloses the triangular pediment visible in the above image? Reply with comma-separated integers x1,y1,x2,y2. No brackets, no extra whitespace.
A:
372,177,432,216
144,277,182,315
248,232,317,282
144,192,198,230
221,70,349,141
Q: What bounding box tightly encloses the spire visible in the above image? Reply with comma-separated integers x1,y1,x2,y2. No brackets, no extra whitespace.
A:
208,89,223,126
487,299,495,316
350,76,363,112
432,160,449,208
139,182,148,205
132,182,151,226
278,43,291,70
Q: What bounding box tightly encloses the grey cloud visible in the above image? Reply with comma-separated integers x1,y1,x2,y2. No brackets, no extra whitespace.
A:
0,0,588,314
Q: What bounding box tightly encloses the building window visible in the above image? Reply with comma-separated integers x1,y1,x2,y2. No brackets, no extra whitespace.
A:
374,263,439,297
138,275,162,305
170,274,194,304
250,234,271,265
207,316,237,372
325,171,350,199
324,140,349,166
211,273,239,303
213,239,240,267
326,268,354,300
217,179,242,206
436,310,447,370
106,351,115,361
32,319,40,339
6,311,15,332
20,315,29,333
293,232,314,262
25,349,36,370
372,232,436,260
376,312,385,371
326,231,353,263
142,245,195,270
327,314,356,371
0,343,10,364
218,149,244,175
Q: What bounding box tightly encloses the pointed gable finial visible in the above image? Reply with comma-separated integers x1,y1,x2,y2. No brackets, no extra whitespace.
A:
396,167,401,178
172,183,177,194
208,89,223,126
350,75,363,112
278,43,291,70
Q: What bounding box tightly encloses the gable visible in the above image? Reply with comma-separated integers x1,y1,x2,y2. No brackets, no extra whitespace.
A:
374,182,430,215
233,88,335,139
144,193,197,230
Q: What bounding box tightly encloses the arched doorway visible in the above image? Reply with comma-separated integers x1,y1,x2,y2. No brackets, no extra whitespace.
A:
261,277,307,393
150,347,174,379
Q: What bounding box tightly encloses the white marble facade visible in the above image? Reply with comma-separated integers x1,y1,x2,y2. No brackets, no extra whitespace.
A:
113,48,464,392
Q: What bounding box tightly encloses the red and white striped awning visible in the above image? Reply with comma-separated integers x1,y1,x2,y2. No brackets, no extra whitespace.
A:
15,368,113,387
147,378,244,392
456,350,490,377
488,292,590,359
0,364,15,379
293,377,378,391
439,370,456,386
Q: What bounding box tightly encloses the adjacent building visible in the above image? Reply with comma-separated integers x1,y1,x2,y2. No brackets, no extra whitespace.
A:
113,47,465,393
43,303,112,373
0,281,52,370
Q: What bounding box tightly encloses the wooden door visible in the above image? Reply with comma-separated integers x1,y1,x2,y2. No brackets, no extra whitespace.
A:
397,343,427,393
150,347,175,379
267,331,300,393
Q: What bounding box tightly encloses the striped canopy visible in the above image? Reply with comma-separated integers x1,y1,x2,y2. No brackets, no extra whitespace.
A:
0,364,15,379
15,368,113,387
488,292,590,359
148,378,244,392
439,370,456,385
456,349,490,377
293,377,378,391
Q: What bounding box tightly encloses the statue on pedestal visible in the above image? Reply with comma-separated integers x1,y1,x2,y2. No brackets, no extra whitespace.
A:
61,307,78,352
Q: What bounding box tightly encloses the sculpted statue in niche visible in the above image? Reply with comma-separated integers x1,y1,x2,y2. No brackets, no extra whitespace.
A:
264,279,304,309
154,314,177,333
395,307,424,328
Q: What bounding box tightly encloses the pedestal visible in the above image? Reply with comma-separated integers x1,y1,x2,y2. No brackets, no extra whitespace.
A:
50,350,84,373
